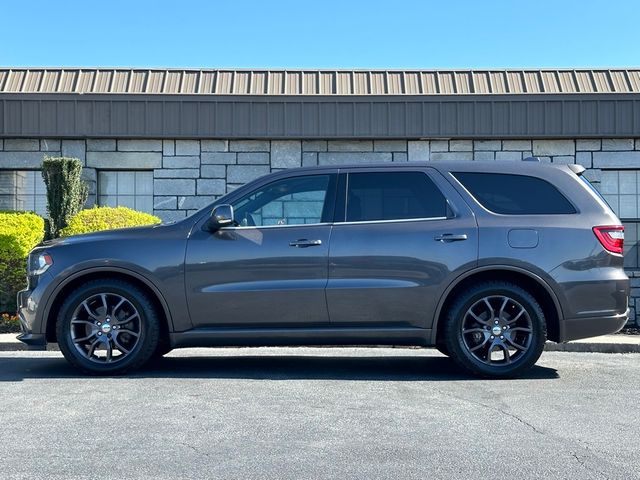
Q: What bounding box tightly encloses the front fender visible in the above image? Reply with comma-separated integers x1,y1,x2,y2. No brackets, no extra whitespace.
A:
38,263,188,340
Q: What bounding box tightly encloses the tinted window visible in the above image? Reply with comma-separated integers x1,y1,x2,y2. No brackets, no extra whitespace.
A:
232,175,331,227
346,172,447,222
453,172,576,215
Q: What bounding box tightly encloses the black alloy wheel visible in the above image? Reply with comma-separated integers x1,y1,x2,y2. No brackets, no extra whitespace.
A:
443,281,547,378
56,279,160,375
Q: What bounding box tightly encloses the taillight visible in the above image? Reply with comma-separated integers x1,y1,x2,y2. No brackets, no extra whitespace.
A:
593,226,624,255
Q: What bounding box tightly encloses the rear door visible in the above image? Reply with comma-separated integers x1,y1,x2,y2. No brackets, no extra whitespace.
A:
326,167,478,329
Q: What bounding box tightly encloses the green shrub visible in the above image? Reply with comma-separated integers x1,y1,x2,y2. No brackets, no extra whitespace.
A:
0,211,45,313
41,156,88,238
60,206,161,236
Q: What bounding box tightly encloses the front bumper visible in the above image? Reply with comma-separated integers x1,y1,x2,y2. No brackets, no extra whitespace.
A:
561,308,629,342
16,296,47,350
16,332,47,349
16,274,53,349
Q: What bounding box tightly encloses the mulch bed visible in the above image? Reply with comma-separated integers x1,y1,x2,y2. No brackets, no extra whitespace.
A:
618,327,640,335
0,313,21,334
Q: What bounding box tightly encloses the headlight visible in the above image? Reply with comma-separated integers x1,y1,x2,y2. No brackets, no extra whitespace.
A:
28,252,53,276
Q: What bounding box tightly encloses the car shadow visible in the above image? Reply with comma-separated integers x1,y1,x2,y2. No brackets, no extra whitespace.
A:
0,353,559,382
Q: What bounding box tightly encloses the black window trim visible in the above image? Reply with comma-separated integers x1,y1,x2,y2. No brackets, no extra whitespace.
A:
334,169,450,225
220,172,338,230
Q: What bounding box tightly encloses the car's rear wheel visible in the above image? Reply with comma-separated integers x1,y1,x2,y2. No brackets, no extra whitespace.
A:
56,279,160,375
443,281,546,378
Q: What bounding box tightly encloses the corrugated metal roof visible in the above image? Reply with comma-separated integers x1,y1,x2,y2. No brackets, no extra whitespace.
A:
1,68,639,95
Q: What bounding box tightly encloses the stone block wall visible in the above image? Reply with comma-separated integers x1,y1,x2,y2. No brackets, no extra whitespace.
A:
149,139,426,221
1,136,640,326
0,138,98,204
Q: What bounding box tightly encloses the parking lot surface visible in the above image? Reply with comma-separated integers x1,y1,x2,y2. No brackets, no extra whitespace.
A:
1,348,639,480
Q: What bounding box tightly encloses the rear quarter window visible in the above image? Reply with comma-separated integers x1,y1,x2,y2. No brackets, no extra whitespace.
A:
452,172,576,215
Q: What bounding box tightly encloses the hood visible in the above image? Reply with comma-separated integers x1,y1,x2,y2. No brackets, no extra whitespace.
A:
40,223,171,248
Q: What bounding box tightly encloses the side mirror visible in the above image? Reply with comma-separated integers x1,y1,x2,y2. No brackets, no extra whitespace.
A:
203,204,234,232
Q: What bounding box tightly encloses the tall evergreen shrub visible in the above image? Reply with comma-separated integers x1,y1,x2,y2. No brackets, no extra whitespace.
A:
41,156,88,238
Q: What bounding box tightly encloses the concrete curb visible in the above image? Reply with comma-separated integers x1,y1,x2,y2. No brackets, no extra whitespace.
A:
544,342,640,354
1,334,639,354
0,334,59,352
0,342,29,352
0,342,59,352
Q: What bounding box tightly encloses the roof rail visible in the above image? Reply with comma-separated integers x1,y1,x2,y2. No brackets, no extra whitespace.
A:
522,156,541,162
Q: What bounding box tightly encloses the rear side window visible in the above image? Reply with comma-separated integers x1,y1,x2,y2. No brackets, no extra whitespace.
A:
346,171,447,222
453,172,576,215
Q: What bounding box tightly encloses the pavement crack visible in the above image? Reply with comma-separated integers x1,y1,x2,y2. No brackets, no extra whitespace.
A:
439,389,615,478
436,389,545,435
571,451,586,467
491,405,544,435
570,451,609,480
178,441,210,458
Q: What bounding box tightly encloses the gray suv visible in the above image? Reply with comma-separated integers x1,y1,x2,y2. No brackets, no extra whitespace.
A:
17,161,629,377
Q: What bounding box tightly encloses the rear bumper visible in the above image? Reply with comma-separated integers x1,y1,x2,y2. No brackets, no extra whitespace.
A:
561,309,629,342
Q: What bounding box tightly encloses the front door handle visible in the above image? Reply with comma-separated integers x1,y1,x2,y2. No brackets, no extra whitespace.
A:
289,239,323,248
434,233,468,243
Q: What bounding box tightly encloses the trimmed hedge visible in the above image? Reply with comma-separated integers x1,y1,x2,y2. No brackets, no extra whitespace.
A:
0,207,158,313
60,206,161,236
0,211,45,313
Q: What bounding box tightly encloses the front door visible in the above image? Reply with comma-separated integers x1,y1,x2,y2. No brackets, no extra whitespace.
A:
185,173,337,328
327,168,478,329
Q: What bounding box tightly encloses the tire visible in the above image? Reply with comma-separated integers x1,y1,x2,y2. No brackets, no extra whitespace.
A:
56,278,160,375
435,343,450,357
443,281,546,378
146,344,172,366
150,339,172,359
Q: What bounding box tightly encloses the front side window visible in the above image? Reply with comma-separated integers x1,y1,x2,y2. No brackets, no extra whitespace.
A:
98,171,153,214
345,171,447,222
453,172,576,215
0,170,47,216
232,175,331,227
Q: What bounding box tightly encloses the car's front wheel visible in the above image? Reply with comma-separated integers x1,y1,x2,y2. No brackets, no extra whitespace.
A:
443,281,547,378
56,279,160,375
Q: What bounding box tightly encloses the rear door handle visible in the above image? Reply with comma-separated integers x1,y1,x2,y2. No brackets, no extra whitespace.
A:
289,239,323,248
434,233,468,242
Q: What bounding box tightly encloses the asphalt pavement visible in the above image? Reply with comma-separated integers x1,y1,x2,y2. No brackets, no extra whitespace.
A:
1,347,639,480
